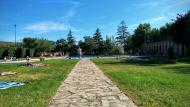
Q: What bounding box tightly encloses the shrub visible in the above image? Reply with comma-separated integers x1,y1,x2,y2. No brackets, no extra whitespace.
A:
22,48,27,58
0,47,16,58
2,49,8,59
8,47,16,58
0,47,7,59
25,48,35,57
14,47,27,58
34,48,41,57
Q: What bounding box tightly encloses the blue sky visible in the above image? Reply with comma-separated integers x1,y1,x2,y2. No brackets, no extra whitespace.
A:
0,0,190,42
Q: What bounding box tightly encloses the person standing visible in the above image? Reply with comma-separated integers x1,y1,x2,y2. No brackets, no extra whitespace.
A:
77,47,82,58
26,56,32,65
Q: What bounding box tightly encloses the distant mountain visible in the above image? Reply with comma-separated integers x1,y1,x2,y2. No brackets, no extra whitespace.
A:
0,41,15,47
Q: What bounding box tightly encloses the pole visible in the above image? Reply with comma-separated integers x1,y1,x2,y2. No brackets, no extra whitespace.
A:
14,24,17,47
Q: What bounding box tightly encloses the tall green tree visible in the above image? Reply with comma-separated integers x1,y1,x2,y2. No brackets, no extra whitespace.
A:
67,30,75,45
124,35,134,52
173,11,190,55
23,37,37,48
116,20,129,46
133,23,151,49
23,37,38,57
35,39,55,56
66,30,77,55
93,28,103,44
104,36,115,55
55,38,67,55
160,23,174,41
149,28,160,42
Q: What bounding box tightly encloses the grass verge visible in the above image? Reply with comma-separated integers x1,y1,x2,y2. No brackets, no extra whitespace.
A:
92,57,190,107
0,59,78,107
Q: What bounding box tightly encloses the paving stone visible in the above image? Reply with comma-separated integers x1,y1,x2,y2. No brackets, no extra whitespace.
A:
101,100,110,107
48,59,136,107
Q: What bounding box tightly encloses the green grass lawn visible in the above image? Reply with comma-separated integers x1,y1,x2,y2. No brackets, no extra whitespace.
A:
0,59,78,107
92,57,190,107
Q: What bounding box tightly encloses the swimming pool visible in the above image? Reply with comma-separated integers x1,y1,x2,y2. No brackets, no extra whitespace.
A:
66,56,98,59
0,60,17,62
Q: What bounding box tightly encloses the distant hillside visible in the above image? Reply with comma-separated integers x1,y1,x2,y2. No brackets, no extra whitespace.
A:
0,41,15,47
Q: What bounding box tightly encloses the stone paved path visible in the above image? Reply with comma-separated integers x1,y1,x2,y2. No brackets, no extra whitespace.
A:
49,59,137,107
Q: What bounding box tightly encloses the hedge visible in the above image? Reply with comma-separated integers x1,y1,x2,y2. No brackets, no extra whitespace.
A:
0,47,34,59
0,47,7,59
15,48,27,58
0,46,54,59
8,47,16,58
25,48,35,57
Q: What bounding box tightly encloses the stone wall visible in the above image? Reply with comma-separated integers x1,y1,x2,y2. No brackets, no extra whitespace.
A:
142,40,186,56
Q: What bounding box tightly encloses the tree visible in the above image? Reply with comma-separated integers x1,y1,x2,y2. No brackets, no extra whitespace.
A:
78,40,85,53
116,20,129,46
133,23,151,49
35,39,55,56
66,30,77,55
84,36,96,54
23,37,37,48
93,28,103,44
67,30,75,45
104,36,115,55
149,28,159,42
160,23,174,41
93,28,103,55
124,35,134,53
79,36,96,55
173,11,190,55
14,47,25,58
55,38,67,55
23,37,38,57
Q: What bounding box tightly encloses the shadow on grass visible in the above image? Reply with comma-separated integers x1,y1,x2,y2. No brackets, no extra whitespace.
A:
99,57,190,74
104,57,169,66
163,66,190,74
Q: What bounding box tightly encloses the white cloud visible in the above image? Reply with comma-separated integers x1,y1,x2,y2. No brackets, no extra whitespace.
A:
145,16,167,24
128,24,138,30
128,16,167,31
60,1,80,22
23,21,74,33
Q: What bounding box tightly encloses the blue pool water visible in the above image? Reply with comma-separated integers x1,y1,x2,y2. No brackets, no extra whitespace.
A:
66,56,98,59
0,82,25,89
0,60,17,62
